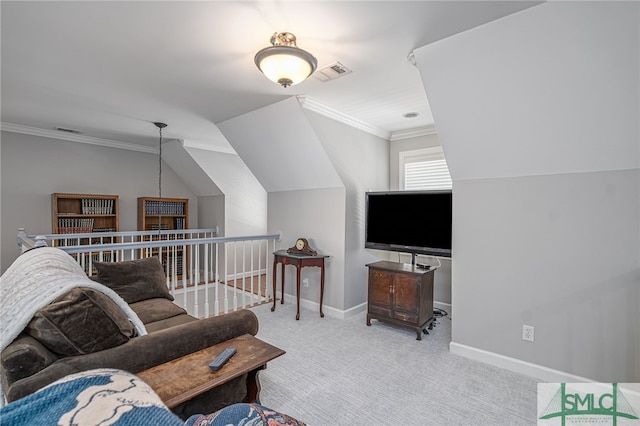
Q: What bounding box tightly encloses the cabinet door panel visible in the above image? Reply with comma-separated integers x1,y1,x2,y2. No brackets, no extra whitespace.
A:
368,271,392,306
393,274,419,312
393,310,419,323
369,304,391,318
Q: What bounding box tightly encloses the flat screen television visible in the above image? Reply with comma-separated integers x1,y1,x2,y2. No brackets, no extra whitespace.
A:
365,190,452,260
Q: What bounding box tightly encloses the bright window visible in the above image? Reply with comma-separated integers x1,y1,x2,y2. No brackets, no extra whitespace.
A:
400,147,452,191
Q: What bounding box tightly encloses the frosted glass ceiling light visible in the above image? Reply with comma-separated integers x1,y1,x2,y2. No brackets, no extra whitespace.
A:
254,32,317,88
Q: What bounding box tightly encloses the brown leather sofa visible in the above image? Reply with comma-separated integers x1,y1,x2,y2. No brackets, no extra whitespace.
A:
1,255,259,419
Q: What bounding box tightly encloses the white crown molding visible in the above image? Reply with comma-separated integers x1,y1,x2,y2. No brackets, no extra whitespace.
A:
296,95,391,140
1,122,157,154
390,125,438,141
296,96,438,142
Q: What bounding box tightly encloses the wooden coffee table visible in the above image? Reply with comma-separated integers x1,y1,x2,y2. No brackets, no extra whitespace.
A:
136,333,285,409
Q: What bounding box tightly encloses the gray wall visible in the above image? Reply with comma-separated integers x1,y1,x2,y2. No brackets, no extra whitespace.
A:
415,1,639,381
0,131,198,273
264,108,390,315
453,170,638,381
391,133,452,306
304,110,389,312
268,188,346,311
197,195,225,234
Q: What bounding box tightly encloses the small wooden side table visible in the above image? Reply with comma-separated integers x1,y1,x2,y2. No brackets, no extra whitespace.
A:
136,334,285,409
272,249,329,320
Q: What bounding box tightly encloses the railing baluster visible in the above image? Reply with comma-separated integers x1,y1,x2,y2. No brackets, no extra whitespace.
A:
233,242,238,311
224,243,229,314
257,240,262,304
241,241,246,309
251,240,256,306
204,243,210,318
170,243,177,299
214,242,220,316
193,244,199,318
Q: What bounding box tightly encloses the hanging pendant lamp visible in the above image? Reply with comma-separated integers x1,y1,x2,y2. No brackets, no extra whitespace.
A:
254,32,317,88
154,122,167,239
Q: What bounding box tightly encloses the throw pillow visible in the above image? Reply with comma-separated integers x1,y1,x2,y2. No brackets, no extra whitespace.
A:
26,288,136,356
92,257,173,304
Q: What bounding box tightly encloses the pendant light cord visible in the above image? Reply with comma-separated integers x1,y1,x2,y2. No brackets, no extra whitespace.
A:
154,122,167,242
158,126,162,240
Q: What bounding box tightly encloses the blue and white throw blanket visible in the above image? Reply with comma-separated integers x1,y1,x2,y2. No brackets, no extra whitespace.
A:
0,369,307,426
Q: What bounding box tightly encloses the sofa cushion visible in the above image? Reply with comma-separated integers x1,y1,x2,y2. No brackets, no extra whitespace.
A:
25,288,136,356
92,257,174,304
144,314,196,334
129,298,188,325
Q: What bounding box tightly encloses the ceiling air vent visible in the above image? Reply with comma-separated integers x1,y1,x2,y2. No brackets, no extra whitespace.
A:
314,62,352,82
55,127,83,134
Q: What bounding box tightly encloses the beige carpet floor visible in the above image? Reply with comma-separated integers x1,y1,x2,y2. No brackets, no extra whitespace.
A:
250,302,539,426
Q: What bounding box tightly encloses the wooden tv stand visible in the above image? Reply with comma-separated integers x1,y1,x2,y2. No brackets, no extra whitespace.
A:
366,261,434,340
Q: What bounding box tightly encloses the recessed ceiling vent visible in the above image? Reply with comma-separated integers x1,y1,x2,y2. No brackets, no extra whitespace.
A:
55,126,83,134
314,62,352,82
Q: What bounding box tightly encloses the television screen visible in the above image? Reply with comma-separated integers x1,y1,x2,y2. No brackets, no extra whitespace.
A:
365,190,452,258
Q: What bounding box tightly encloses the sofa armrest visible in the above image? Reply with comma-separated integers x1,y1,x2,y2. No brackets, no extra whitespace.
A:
5,309,259,403
1,334,59,390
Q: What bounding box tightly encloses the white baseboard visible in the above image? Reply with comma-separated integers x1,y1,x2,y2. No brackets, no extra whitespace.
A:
277,295,451,320
449,342,594,383
278,293,367,319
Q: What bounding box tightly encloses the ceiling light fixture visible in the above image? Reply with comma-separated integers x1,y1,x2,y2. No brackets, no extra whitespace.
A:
254,32,317,88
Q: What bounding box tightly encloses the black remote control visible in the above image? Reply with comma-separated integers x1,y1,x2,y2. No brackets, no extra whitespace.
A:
209,347,237,371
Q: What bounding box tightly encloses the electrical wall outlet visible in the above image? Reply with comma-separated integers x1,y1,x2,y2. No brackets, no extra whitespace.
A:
522,325,535,342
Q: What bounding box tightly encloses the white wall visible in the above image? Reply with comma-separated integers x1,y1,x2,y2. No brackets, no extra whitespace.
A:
415,1,639,381
218,97,343,193
0,131,198,273
184,147,267,237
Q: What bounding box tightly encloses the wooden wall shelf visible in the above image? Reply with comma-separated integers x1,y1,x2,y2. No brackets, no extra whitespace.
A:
52,193,119,234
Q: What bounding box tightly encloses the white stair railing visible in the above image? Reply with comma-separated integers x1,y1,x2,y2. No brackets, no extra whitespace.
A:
17,228,279,318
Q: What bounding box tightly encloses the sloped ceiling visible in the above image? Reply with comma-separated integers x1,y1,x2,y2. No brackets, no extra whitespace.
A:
217,97,344,192
413,1,638,181
162,140,223,197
